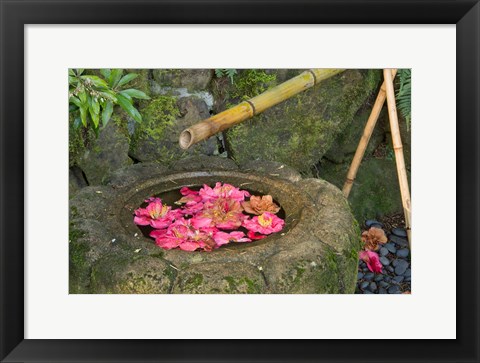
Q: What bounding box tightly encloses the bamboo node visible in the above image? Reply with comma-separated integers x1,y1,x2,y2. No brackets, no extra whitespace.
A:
307,69,317,85
245,100,257,116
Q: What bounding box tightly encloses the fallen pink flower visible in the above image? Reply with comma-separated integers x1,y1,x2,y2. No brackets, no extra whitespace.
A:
213,231,251,246
242,212,284,235
134,198,179,229
198,198,246,230
359,250,383,273
180,201,205,216
176,187,203,205
199,182,250,203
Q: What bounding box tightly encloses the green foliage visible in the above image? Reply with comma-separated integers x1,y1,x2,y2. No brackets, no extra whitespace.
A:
68,68,150,134
396,69,411,130
231,69,276,100
215,69,238,84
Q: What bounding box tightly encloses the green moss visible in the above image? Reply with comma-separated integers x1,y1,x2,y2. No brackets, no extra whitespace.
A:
69,225,91,293
223,276,261,294
135,96,179,140
186,273,204,289
231,69,276,100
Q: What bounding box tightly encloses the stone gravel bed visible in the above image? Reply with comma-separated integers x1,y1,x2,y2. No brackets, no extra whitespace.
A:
355,220,411,294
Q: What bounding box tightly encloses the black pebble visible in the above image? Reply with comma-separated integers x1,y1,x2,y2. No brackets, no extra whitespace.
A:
380,256,390,266
366,220,383,228
396,249,410,258
369,282,377,291
379,247,389,256
378,287,388,294
360,281,370,289
385,243,397,254
395,259,409,275
393,275,405,284
364,272,374,281
374,274,384,282
357,272,364,279
392,227,407,238
389,235,409,247
388,285,401,294
379,281,390,288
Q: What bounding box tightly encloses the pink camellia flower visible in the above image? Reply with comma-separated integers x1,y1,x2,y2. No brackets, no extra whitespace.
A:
359,250,383,273
133,198,179,229
151,218,218,252
199,182,250,203
176,187,203,205
180,202,204,216
213,231,251,246
198,197,246,230
242,212,284,235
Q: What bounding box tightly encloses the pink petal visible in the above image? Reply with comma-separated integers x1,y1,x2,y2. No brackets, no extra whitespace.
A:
179,241,200,251
247,231,267,240
190,216,213,229
133,216,151,226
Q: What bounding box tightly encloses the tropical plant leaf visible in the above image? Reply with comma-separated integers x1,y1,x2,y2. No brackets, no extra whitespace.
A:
102,101,114,127
76,69,85,76
396,69,411,130
116,93,142,123
79,104,88,127
81,75,109,89
109,69,124,89
215,69,225,78
100,69,111,80
120,88,150,100
117,73,138,88
69,96,82,108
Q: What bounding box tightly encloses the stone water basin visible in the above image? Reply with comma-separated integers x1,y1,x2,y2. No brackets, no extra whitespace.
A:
69,157,361,294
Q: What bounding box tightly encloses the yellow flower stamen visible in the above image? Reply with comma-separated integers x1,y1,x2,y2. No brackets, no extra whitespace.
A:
258,213,272,227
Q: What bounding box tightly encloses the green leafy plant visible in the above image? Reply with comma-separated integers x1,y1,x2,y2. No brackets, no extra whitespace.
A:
215,69,238,84
69,69,150,133
396,69,411,130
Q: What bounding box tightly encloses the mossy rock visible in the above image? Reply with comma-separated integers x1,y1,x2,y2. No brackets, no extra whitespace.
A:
152,69,213,91
324,107,387,164
226,69,382,174
77,111,133,185
69,158,361,294
319,157,407,221
129,96,217,164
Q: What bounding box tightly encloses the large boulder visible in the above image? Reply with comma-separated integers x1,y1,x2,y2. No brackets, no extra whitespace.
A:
69,158,361,294
129,95,217,164
225,69,382,174
77,110,133,185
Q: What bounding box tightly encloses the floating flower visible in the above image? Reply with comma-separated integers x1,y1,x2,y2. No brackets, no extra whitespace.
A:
361,227,388,251
213,231,251,246
198,198,246,230
242,212,284,235
151,218,218,252
242,195,280,215
133,198,179,229
359,250,383,273
176,187,203,205
199,182,250,203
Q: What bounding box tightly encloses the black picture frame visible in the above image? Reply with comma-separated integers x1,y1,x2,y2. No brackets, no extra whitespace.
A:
1,1,478,362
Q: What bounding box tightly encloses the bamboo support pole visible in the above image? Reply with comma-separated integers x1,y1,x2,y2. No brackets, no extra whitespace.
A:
383,69,412,243
179,69,345,149
342,69,397,198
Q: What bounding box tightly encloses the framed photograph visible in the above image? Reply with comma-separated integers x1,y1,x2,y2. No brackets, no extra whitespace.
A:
1,0,478,362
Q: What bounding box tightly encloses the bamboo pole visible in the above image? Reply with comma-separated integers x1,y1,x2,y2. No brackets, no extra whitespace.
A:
179,69,344,149
383,69,412,243
342,69,397,198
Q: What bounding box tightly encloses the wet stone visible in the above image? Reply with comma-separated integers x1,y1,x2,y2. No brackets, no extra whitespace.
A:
357,272,365,279
369,282,377,291
390,235,409,247
366,220,383,228
364,272,374,281
364,290,374,294
385,266,394,273
379,247,389,256
404,276,411,282
393,275,405,284
396,249,410,258
392,227,407,238
392,259,399,267
378,287,388,294
374,274,384,282
379,281,390,288
383,275,392,283
379,256,390,266
385,243,397,254
360,281,370,289
404,268,411,277
395,259,409,275
388,285,401,294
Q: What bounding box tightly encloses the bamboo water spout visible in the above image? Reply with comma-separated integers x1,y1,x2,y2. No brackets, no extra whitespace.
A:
179,69,345,149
